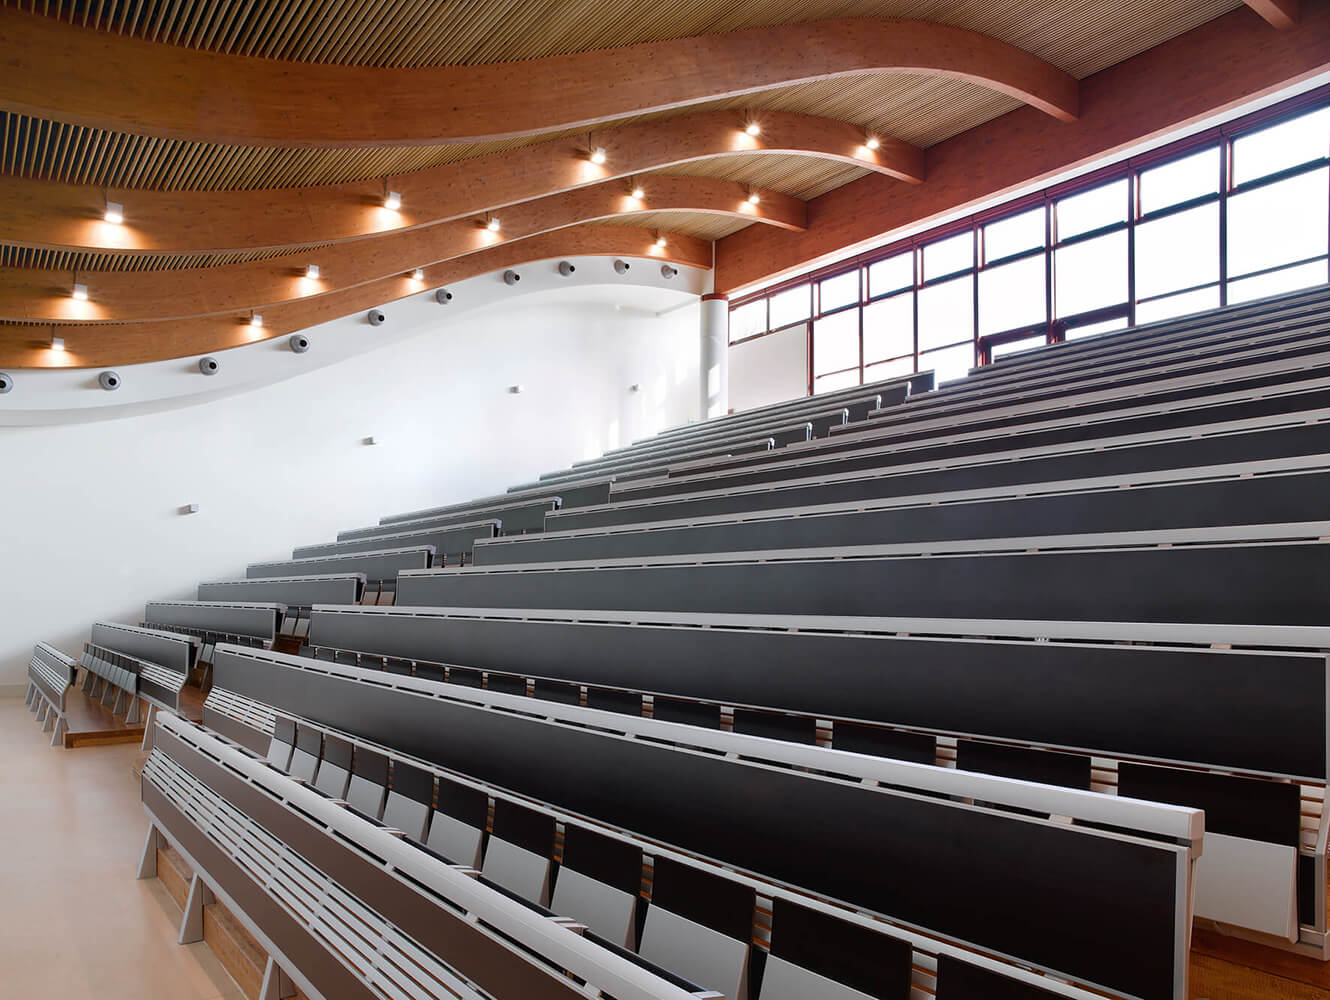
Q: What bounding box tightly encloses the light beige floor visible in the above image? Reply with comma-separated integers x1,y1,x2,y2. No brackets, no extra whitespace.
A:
0,696,244,999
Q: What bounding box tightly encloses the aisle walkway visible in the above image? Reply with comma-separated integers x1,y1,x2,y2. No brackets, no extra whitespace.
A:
0,696,242,999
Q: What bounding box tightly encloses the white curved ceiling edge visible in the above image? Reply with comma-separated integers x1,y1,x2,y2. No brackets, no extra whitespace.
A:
0,256,709,426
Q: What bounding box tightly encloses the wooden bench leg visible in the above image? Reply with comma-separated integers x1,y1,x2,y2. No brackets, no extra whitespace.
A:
260,957,298,1000
50,713,67,748
178,873,215,944
136,823,161,880
140,704,157,751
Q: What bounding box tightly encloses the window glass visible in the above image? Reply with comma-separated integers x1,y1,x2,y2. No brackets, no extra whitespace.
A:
923,231,973,280
990,334,1048,361
1134,202,1219,300
917,275,974,351
1056,179,1128,240
1228,260,1329,304
979,254,1046,336
868,252,914,297
1134,286,1221,324
983,207,1045,262
1064,315,1129,340
729,300,766,343
812,309,859,376
1227,166,1329,278
768,284,811,329
864,356,916,383
814,368,861,394
1138,147,1220,215
863,291,914,363
1055,230,1128,318
818,271,860,313
919,343,974,384
1232,107,1330,186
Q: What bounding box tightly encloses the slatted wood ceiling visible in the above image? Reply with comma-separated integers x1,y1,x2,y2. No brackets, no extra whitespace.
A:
0,0,1244,272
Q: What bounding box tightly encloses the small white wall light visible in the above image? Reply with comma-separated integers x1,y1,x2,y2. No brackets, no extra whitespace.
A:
181,503,200,515
509,384,525,394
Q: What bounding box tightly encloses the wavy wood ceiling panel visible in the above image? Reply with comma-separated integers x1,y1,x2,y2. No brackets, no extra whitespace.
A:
5,0,1242,73
0,0,1241,197
654,156,872,201
598,211,753,241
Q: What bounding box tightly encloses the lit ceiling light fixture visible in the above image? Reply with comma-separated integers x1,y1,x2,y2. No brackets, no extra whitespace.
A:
104,199,124,224
250,312,264,328
747,189,761,205
654,232,667,248
631,182,645,200
51,335,66,352
744,120,761,137
590,146,607,165
410,268,425,281
486,215,501,233
865,135,881,150
383,190,402,211
305,264,321,279
71,282,88,301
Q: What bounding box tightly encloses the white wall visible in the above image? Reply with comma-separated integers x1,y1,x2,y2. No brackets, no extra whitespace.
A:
0,277,701,690
729,323,809,412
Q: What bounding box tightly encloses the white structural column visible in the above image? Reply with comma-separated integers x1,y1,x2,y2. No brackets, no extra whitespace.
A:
699,293,730,419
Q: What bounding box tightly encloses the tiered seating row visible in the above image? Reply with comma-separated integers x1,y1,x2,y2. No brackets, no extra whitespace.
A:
473,462,1330,565
142,714,717,1000
397,535,1330,628
549,415,1330,531
301,604,1325,940
142,600,283,664
25,642,76,747
201,643,1199,1000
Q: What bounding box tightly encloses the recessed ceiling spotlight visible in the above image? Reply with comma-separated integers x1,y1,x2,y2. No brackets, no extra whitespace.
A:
486,216,501,233
590,146,607,165
383,190,402,211
305,264,321,279
865,135,881,150
71,282,88,301
250,313,263,328
744,121,761,137
410,268,425,281
104,200,123,224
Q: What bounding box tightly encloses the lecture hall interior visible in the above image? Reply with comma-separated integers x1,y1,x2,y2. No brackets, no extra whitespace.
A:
3,1,1330,998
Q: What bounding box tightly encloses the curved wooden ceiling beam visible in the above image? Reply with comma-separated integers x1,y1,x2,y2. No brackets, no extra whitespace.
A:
0,226,711,369
0,176,793,323
0,11,1079,147
0,111,918,256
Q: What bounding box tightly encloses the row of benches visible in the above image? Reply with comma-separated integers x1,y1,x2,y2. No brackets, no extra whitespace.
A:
185,642,1200,1000
125,285,1330,999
